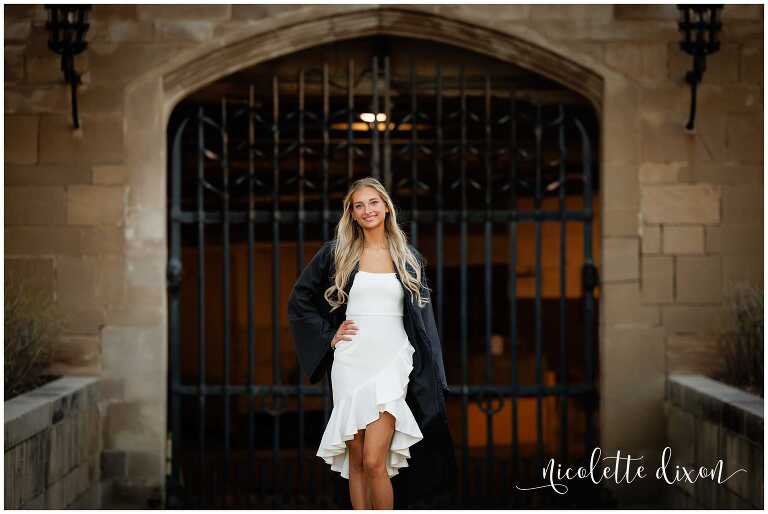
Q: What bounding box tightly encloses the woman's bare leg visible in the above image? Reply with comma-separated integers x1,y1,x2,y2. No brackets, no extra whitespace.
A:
346,430,371,509
363,411,396,509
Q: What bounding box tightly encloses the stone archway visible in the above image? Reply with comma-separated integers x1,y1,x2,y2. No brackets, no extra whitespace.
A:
120,6,639,499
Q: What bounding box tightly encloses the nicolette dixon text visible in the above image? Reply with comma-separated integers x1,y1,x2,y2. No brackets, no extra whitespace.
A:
515,446,748,495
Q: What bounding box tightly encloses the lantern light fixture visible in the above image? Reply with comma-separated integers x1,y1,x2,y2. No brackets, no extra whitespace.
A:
676,4,724,132
45,4,92,129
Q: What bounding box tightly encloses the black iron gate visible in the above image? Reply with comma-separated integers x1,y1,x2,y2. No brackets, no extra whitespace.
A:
166,53,604,508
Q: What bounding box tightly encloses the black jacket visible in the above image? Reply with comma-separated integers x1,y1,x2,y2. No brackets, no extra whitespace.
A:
287,239,456,507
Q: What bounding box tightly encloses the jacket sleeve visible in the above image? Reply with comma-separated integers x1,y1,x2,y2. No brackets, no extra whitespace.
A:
422,268,449,391
412,246,449,391
287,242,337,384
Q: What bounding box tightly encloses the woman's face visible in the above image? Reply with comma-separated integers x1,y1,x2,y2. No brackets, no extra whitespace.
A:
351,186,388,229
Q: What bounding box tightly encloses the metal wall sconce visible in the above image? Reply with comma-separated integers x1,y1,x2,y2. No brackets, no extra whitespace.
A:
45,4,92,129
676,4,724,131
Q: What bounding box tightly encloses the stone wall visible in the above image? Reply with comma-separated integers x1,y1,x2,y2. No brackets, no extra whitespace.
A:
4,377,102,508
4,4,763,504
666,375,763,509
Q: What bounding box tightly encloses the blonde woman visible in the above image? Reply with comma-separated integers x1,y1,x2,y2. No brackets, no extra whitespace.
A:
288,177,455,509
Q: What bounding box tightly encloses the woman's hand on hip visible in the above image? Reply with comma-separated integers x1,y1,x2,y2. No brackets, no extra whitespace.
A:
331,320,358,349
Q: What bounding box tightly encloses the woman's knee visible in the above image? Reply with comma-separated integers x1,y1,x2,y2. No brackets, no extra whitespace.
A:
362,452,387,477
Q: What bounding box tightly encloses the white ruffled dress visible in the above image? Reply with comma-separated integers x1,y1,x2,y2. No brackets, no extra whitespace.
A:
316,270,424,479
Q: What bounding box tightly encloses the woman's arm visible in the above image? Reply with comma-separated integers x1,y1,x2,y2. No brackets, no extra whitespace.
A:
287,241,336,384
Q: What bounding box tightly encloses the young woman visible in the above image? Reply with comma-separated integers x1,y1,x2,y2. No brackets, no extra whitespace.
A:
287,177,455,509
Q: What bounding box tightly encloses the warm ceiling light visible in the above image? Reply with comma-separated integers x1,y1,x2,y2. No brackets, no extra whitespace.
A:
360,112,387,123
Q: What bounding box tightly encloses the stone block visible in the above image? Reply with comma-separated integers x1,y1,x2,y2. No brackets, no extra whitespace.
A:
675,255,722,303
38,114,124,165
127,451,163,481
5,16,32,40
603,119,641,165
230,4,304,20
662,305,724,335
104,400,164,449
95,255,127,305
82,226,124,255
641,43,667,82
56,256,97,307
67,185,125,226
90,18,155,43
78,84,126,114
49,335,101,376
717,224,763,256
89,4,138,22
6,115,38,164
721,5,762,20
5,186,67,225
55,304,104,336
125,207,164,242
603,164,639,211
155,20,215,42
105,285,164,326
603,281,661,327
27,53,82,84
5,164,92,186
614,5,677,19
101,326,165,401
722,255,763,289
639,162,684,184
752,448,763,507
47,415,79,486
529,4,612,20
4,430,48,509
662,225,705,255
137,4,231,21
722,184,763,224
87,42,187,86
667,334,722,376
723,431,755,500
126,256,165,288
101,449,127,478
44,461,90,508
92,164,128,185
666,404,696,467
5,85,70,115
726,113,763,164
5,44,24,83
603,209,639,237
605,42,643,78
640,255,674,303
602,327,666,450
641,184,721,225
5,226,82,256
641,119,690,162
740,43,763,85
641,224,661,254
5,257,55,297
697,84,763,115
602,237,639,282
705,226,721,253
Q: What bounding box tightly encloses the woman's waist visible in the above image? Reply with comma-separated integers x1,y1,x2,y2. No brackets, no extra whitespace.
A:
345,311,403,318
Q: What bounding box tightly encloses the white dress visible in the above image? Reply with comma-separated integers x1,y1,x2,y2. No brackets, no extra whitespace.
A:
316,271,424,479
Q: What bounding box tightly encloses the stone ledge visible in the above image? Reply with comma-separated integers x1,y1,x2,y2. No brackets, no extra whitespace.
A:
667,374,763,445
5,376,101,451
4,376,102,509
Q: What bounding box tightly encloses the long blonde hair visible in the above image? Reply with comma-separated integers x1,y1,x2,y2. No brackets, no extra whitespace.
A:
324,177,430,311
